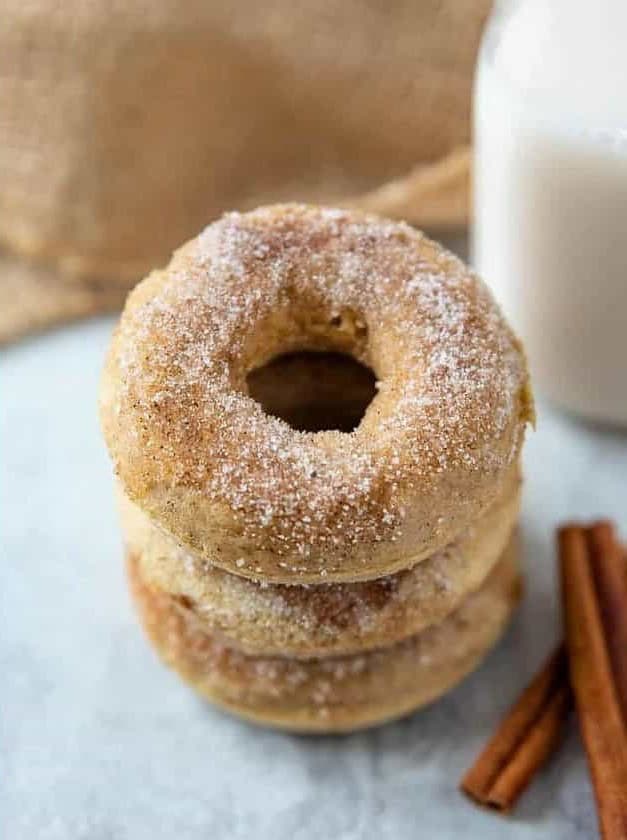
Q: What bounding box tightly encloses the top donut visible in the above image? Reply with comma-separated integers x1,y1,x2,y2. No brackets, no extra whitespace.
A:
101,204,533,584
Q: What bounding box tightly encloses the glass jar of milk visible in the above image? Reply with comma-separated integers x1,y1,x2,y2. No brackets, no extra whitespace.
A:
473,0,627,426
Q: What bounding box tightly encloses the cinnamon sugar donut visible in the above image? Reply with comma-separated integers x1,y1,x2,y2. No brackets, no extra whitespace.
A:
101,204,532,584
127,537,522,733
119,464,521,658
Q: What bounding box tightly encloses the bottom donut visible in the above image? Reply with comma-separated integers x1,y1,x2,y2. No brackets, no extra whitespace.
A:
127,537,522,733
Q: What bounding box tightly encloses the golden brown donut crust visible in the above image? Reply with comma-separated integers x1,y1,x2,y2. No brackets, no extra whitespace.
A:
127,538,522,733
101,204,532,583
120,465,521,658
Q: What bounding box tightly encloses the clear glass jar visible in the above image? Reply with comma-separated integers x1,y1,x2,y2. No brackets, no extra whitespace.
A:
473,0,627,426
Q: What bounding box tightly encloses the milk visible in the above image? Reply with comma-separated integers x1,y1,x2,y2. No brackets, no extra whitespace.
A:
473,0,627,425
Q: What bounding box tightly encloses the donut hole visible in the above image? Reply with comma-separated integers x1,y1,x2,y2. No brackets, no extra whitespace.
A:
246,351,377,433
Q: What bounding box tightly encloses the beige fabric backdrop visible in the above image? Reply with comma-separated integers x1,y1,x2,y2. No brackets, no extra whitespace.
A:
0,0,489,342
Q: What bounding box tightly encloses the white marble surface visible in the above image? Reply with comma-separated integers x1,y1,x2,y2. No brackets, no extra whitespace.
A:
3,314,627,840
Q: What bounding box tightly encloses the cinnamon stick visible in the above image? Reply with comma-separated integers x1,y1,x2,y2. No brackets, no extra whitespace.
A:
462,524,627,818
587,522,627,721
460,644,572,812
559,524,627,840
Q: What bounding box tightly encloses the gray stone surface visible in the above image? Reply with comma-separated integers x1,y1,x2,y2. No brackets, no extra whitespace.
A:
4,314,625,840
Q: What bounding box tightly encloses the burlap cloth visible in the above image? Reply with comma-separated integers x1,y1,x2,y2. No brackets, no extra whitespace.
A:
0,1,488,343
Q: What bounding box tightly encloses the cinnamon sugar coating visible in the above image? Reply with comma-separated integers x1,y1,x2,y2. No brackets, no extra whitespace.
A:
120,465,520,658
127,538,522,733
101,203,532,583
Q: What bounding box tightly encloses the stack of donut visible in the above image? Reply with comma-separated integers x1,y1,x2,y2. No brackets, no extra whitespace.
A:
101,204,533,732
